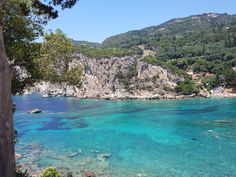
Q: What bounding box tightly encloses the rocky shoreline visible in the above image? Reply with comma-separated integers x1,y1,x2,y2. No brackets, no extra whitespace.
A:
16,143,145,177
23,84,236,100
22,54,236,100
23,54,183,100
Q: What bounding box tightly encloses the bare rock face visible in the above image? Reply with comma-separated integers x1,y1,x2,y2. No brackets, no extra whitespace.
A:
25,54,182,99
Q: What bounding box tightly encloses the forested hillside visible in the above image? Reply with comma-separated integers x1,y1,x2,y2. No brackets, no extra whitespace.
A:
72,39,101,48
102,13,236,93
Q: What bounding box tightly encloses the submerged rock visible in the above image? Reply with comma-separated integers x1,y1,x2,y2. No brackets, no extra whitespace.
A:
214,119,235,124
91,150,100,154
191,137,198,141
15,153,23,160
208,129,213,133
83,171,96,177
67,150,83,158
97,153,111,161
28,108,42,114
137,173,143,177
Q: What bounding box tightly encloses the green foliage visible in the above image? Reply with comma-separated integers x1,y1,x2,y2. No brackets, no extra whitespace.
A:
103,13,236,90
3,1,44,94
222,68,236,87
103,13,236,50
202,74,221,91
3,0,80,94
66,67,83,87
175,79,199,95
40,167,61,177
131,46,144,56
34,29,75,82
76,45,134,59
72,40,101,48
142,56,184,76
116,64,138,89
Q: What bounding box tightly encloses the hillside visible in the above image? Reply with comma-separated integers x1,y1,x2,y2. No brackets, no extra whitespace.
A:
102,13,236,94
72,39,101,48
25,54,183,99
25,13,236,98
102,13,236,49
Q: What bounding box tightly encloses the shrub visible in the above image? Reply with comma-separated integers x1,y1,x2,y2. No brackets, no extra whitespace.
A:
202,74,222,91
116,64,138,89
66,66,83,87
76,45,134,59
175,79,199,95
142,56,184,76
222,68,236,87
40,167,61,177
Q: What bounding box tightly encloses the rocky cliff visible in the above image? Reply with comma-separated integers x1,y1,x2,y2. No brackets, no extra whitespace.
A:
25,54,183,99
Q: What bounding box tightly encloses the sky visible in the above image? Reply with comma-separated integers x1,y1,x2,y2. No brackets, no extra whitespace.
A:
46,0,236,43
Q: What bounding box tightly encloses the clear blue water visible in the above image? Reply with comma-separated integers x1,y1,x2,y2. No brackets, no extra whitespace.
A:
14,95,236,177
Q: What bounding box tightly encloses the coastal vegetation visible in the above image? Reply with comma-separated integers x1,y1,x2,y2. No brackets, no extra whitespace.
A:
103,13,236,91
76,45,134,59
174,78,199,95
116,63,138,90
33,29,83,86
3,0,44,94
0,0,80,176
40,167,61,177
141,55,184,76
1,0,236,175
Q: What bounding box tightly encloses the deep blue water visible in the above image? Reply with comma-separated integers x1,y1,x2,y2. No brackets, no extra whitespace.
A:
14,95,236,177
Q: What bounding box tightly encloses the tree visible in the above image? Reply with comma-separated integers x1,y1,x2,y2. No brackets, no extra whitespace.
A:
3,1,44,94
175,78,199,95
0,1,79,176
34,29,74,82
223,68,236,87
66,66,83,88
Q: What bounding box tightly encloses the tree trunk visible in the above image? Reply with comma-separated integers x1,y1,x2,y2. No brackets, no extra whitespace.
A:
0,0,16,176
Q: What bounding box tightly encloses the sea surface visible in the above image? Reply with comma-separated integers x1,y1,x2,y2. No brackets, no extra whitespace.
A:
14,95,236,177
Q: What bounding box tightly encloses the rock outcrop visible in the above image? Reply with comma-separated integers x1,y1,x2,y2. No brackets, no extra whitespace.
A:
28,108,42,114
24,54,183,99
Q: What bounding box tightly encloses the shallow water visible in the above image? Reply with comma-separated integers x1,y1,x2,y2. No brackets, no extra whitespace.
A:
14,95,236,177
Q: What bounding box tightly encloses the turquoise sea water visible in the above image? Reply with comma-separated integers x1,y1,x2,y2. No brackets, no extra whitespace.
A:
14,95,236,177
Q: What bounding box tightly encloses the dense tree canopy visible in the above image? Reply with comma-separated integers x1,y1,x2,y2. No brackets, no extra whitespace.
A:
3,1,44,94
103,13,236,91
34,29,75,82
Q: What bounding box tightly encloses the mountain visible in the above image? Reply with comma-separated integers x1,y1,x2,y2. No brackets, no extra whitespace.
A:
26,54,183,99
72,40,101,48
101,13,236,93
27,13,236,98
102,13,236,49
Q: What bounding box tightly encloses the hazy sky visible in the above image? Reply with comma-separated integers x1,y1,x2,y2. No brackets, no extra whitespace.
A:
46,0,236,43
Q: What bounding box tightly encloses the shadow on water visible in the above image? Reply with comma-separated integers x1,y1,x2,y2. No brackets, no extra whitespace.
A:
37,117,70,131
78,104,101,110
84,107,148,117
160,106,218,115
73,119,89,128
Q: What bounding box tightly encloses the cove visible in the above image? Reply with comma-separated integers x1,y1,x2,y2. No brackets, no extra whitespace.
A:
14,95,236,177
